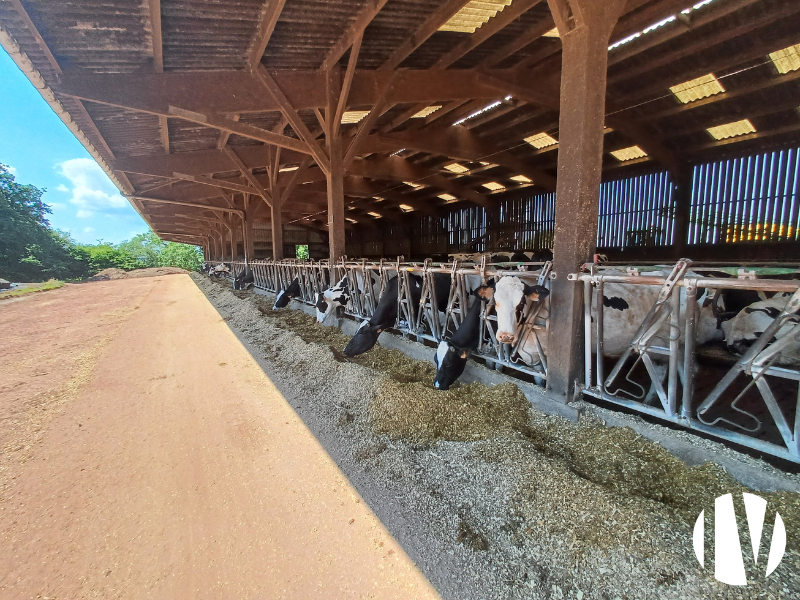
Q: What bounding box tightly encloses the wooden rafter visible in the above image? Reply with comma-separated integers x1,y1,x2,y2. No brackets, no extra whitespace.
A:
171,172,267,198
477,16,555,69
132,196,244,215
248,0,287,69
255,66,331,172
435,0,545,69
333,32,364,137
321,0,389,72
222,146,273,206
378,0,469,71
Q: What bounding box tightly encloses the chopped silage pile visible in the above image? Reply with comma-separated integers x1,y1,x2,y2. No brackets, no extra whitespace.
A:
197,275,800,600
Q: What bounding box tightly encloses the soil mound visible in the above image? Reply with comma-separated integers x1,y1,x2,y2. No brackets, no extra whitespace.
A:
88,267,188,281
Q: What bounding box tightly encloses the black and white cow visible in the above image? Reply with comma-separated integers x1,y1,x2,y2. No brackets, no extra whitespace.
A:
210,263,231,278
509,249,554,262
724,293,800,365
315,275,351,323
273,277,302,309
233,267,254,290
343,275,422,356
433,284,495,390
492,276,551,373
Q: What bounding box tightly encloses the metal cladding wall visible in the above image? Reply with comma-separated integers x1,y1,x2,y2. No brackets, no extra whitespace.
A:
344,144,800,261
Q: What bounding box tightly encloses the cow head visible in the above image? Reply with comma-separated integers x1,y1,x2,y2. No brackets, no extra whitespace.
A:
494,277,549,345
273,277,301,309
343,319,382,356
315,276,350,324
433,284,495,391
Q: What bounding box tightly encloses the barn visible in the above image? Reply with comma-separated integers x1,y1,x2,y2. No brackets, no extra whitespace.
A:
2,0,800,470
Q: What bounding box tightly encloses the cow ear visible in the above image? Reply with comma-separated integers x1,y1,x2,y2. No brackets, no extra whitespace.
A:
474,285,494,301
524,284,549,302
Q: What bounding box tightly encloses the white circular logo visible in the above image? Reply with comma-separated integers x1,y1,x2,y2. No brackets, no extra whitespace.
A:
693,492,786,585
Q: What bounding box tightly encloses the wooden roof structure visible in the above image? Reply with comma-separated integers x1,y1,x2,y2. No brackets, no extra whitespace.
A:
1,0,800,250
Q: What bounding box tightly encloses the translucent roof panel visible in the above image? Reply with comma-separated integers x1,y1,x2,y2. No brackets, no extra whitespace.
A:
367,212,382,218
411,105,441,118
341,110,370,124
770,43,800,74
398,204,415,212
524,132,558,149
610,146,648,161
669,73,725,104
482,181,505,191
510,175,531,183
438,193,458,202
444,163,469,173
706,119,756,140
439,0,513,34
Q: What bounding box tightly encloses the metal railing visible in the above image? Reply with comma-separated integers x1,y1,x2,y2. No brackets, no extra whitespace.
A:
569,260,800,463
210,257,552,381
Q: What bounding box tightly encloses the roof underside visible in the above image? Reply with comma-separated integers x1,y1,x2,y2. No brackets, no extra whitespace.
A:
1,0,799,239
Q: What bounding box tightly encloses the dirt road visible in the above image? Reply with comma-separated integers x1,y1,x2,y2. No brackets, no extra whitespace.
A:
0,275,439,599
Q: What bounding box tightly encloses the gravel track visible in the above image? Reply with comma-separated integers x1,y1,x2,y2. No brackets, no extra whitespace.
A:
194,275,800,600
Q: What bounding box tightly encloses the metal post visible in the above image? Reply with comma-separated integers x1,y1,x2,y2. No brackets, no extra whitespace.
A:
545,0,627,402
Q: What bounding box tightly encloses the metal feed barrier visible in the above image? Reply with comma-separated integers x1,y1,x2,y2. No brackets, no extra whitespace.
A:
206,257,552,381
205,257,800,463
569,260,800,463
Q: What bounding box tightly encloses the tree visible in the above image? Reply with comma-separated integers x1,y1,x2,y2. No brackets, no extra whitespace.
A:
117,231,164,268
157,242,203,271
0,164,91,281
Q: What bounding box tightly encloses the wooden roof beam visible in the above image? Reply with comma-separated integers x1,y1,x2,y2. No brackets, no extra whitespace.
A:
222,146,273,206
132,196,244,215
321,0,389,72
255,66,331,172
332,32,364,137
378,0,470,71
478,16,555,69
248,0,287,69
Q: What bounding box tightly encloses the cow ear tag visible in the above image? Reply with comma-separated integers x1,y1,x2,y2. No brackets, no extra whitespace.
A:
460,350,468,359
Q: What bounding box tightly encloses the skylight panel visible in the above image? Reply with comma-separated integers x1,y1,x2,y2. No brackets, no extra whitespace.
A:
403,181,424,189
510,175,531,183
542,27,559,38
439,0,513,34
706,119,756,140
398,204,415,212
411,105,441,118
341,110,370,124
611,146,648,161
524,132,558,149
438,193,458,202
367,212,382,218
670,74,725,104
769,43,800,75
482,181,505,191
278,165,299,172
373,196,384,201
444,163,469,174
346,217,357,223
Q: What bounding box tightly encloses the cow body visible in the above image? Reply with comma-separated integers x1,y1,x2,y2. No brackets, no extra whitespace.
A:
233,267,254,290
273,277,302,309
724,293,800,365
315,275,351,323
343,275,423,356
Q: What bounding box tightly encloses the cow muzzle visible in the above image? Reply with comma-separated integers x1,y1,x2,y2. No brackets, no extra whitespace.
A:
496,332,516,344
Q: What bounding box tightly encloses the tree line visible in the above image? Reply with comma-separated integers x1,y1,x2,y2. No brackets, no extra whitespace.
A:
0,164,203,282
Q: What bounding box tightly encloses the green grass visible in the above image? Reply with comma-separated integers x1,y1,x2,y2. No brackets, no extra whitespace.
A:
0,279,64,300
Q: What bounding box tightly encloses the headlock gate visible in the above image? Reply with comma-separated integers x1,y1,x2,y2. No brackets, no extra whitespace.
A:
207,258,800,464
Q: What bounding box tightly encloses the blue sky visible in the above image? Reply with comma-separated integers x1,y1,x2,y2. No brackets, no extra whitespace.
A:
0,49,149,244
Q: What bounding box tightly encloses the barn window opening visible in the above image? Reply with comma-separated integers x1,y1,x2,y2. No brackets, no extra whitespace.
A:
295,245,309,259
706,119,756,140
670,73,725,104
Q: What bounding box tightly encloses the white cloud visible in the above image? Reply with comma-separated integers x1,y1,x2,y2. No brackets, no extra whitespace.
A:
57,158,127,218
6,165,17,176
83,226,95,234
56,184,69,193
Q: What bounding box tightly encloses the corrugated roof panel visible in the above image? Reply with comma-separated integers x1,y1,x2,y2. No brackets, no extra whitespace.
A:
168,119,222,153
610,146,648,161
770,42,800,74
439,0,512,34
162,0,265,70
81,101,163,157
707,119,756,140
669,73,725,104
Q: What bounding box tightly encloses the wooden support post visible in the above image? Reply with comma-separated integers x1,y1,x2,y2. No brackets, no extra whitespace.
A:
326,70,346,261
271,195,284,260
672,168,693,259
243,194,255,263
546,0,626,402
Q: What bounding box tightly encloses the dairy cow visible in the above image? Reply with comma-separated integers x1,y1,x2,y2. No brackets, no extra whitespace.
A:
724,293,800,365
273,277,302,309
233,267,254,290
433,284,495,390
315,275,351,323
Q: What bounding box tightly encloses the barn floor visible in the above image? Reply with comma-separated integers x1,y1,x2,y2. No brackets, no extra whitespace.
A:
0,275,439,599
